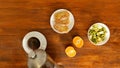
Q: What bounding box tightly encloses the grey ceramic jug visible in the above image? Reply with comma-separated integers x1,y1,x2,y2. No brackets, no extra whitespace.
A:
28,49,64,68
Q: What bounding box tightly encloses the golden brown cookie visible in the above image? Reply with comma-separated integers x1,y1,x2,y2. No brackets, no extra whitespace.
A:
54,24,68,32
54,11,70,25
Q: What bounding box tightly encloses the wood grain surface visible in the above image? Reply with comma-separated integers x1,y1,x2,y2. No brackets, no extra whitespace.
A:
0,0,120,68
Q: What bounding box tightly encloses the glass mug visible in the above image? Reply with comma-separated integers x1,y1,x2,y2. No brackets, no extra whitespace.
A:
28,49,64,68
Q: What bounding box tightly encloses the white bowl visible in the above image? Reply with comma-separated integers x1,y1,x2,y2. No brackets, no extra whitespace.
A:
88,23,110,46
50,9,74,34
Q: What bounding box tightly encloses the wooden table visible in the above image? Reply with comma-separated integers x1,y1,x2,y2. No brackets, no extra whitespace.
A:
0,0,120,68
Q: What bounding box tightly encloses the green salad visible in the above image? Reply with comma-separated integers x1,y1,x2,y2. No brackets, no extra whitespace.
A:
89,24,107,44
